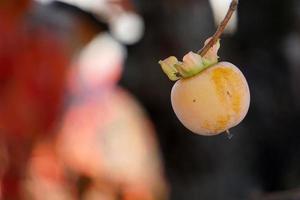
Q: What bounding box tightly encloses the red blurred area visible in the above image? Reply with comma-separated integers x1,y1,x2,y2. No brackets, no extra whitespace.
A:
0,30,68,138
0,1,69,199
0,0,30,30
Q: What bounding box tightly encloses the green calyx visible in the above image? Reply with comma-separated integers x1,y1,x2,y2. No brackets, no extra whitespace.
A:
159,39,220,81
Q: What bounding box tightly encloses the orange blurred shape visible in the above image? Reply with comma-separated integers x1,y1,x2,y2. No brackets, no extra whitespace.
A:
123,183,168,200
24,141,77,200
56,87,169,199
82,184,117,200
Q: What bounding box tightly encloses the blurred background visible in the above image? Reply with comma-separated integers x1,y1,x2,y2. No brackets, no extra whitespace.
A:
1,0,300,199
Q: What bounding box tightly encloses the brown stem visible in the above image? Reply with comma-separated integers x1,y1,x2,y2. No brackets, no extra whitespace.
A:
198,0,239,56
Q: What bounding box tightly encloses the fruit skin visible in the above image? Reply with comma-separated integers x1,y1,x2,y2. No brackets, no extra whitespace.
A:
171,62,250,136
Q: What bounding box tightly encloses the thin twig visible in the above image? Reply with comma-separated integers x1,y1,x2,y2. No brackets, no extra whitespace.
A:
198,0,239,56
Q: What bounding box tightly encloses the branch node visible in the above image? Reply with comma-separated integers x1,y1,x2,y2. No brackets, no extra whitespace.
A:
198,0,239,57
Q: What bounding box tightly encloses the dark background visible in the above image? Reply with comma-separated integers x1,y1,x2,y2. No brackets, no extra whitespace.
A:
120,0,300,199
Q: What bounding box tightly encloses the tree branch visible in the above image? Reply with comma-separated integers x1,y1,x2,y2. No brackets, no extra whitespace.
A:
198,0,239,56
